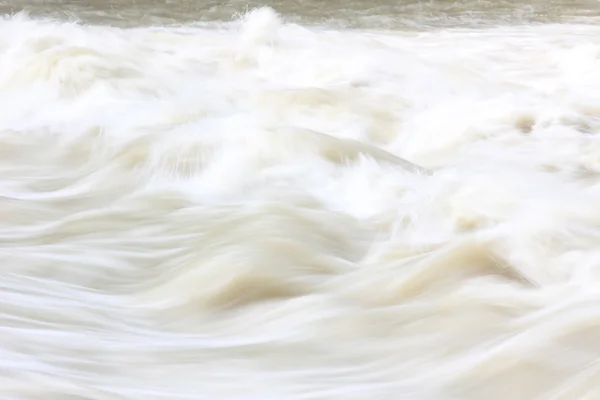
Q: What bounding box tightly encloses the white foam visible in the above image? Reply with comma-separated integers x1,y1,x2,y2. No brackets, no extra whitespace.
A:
2,7,600,400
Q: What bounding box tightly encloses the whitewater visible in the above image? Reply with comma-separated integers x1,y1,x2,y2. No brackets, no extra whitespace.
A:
3,3,600,399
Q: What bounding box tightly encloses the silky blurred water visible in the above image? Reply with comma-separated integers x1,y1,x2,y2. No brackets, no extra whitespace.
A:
3,0,600,27
3,1,600,400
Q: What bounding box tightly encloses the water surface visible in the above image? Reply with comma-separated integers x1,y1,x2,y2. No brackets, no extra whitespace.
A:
2,1,600,400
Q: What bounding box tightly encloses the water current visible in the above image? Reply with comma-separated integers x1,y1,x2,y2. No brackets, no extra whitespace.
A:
3,1,600,399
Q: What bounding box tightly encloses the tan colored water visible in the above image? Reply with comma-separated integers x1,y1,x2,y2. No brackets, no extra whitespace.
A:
3,0,600,27
3,2,600,400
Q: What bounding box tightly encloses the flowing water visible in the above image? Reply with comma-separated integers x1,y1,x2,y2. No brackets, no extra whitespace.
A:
3,1,600,399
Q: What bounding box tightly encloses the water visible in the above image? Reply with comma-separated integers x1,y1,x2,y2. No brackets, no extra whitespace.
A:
3,1,600,399
4,0,600,28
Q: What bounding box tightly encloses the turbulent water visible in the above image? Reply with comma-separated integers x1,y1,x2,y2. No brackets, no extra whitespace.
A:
4,1,600,399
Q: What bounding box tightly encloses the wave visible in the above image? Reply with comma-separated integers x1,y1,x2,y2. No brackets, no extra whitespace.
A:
2,6,600,400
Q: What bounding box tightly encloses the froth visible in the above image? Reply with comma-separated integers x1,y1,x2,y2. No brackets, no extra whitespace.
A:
2,7,600,400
